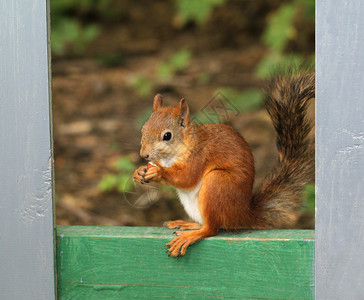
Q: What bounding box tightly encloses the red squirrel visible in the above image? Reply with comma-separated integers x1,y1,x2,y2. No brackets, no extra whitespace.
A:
133,72,315,257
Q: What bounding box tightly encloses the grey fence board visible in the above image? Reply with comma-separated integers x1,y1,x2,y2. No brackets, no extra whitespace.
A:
0,1,55,299
316,1,364,299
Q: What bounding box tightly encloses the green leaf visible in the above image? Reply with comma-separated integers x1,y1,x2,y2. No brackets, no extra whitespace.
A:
234,90,265,111
129,75,152,97
98,174,118,192
99,156,136,193
51,17,100,56
295,0,315,20
114,156,136,173
216,87,264,112
157,63,173,80
50,0,78,14
192,88,264,124
117,175,134,193
157,49,191,80
175,0,226,25
97,53,126,67
192,111,220,125
198,72,211,84
263,3,297,53
135,108,153,130
303,183,315,213
169,48,191,71
255,53,304,79
73,24,100,55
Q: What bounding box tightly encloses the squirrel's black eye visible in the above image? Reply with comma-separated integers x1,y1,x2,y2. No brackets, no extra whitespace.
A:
163,132,172,141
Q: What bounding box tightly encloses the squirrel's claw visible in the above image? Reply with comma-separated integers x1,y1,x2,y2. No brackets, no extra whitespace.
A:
165,229,208,257
166,236,189,257
132,166,148,184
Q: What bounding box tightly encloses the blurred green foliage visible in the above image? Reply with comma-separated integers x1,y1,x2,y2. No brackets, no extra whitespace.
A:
128,49,192,97
255,53,304,78
256,0,314,78
135,108,153,130
174,0,226,25
50,0,110,56
98,156,136,193
51,0,111,14
229,0,314,113
157,49,192,80
97,53,126,67
198,72,211,84
304,183,315,213
193,88,264,124
51,19,100,56
219,88,264,112
263,3,297,53
128,75,153,97
297,0,315,20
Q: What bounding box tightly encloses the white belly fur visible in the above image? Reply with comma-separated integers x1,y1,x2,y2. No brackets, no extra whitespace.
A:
159,157,177,168
175,180,203,225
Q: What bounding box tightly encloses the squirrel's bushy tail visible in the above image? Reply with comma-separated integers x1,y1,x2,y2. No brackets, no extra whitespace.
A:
252,71,315,228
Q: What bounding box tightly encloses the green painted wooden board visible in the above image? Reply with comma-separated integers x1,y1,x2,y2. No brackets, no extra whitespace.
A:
57,226,314,299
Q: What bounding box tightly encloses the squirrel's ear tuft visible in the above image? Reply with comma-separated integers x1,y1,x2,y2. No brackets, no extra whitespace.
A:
153,94,163,111
176,98,189,127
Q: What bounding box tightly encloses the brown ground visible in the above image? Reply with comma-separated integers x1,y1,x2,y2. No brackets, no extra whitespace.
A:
53,1,314,228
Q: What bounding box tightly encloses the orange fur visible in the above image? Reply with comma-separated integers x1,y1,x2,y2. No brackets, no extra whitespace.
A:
164,220,201,230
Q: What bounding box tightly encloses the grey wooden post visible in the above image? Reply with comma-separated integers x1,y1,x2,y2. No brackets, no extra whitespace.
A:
316,1,364,299
0,1,56,299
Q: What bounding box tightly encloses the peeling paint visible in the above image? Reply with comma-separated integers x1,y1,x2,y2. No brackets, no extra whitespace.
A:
19,156,52,223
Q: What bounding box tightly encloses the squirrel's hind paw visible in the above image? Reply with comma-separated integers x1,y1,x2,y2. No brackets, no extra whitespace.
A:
166,235,191,257
165,230,205,257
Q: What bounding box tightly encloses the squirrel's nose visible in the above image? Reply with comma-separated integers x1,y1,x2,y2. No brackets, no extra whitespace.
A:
140,149,149,159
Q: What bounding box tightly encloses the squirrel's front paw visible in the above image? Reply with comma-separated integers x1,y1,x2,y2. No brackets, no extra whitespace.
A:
144,164,163,182
133,166,148,184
